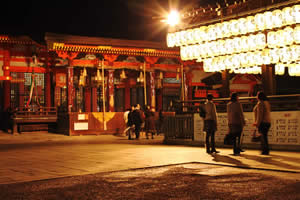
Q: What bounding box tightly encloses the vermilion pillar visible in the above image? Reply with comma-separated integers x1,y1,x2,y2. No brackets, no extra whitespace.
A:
57,51,77,112
108,70,114,112
125,79,131,110
186,73,193,101
150,71,155,109
103,54,118,112
3,48,10,112
144,57,159,110
85,87,91,112
92,87,97,112
67,66,74,112
157,89,163,111
19,73,25,107
45,58,51,107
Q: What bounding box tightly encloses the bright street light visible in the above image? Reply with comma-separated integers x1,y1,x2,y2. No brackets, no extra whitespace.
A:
167,10,180,26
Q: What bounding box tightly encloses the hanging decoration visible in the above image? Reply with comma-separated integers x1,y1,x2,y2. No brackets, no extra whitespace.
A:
167,4,300,75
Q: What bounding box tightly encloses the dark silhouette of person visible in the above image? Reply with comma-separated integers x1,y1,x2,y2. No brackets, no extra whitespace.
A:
253,91,271,155
132,104,143,139
227,92,246,155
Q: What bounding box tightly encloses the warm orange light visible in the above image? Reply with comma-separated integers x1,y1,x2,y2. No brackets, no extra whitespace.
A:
167,10,180,26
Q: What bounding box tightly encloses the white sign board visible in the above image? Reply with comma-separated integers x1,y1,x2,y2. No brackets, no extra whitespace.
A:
74,122,89,130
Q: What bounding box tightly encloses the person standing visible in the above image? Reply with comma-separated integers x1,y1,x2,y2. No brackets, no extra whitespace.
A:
125,106,135,140
227,92,246,155
157,109,164,135
132,104,143,140
203,94,219,154
145,108,156,139
253,91,271,155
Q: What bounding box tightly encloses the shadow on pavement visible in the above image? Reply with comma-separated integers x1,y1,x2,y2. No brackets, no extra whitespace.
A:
210,154,249,168
240,154,300,171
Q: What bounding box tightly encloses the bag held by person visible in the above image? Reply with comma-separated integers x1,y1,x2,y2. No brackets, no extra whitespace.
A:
224,132,234,145
199,106,206,118
251,129,261,142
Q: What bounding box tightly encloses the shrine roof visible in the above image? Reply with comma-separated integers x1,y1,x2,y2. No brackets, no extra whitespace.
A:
45,32,180,58
0,35,40,46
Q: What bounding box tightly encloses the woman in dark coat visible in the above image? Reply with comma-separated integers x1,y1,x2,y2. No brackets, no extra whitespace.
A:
145,108,156,139
227,92,246,155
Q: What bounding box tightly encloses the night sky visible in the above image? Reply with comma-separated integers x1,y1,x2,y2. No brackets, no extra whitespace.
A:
0,0,218,44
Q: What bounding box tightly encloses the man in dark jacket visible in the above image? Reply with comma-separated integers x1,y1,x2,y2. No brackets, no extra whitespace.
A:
132,104,143,139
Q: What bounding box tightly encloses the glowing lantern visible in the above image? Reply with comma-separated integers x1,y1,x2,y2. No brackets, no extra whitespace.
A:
294,25,300,44
218,40,226,55
255,33,266,50
292,5,300,24
255,13,265,31
215,23,223,39
282,7,294,25
264,11,273,29
221,21,230,38
237,17,247,35
271,9,283,28
180,46,189,60
275,63,285,75
248,34,257,51
246,16,256,33
240,36,249,52
282,26,294,46
203,58,213,72
269,48,280,63
192,28,201,44
230,19,239,36
166,33,175,47
267,31,280,48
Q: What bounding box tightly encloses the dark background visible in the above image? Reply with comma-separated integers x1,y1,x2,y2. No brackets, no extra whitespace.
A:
0,0,219,44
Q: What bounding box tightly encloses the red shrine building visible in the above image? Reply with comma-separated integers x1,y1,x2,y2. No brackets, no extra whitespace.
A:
1,33,220,135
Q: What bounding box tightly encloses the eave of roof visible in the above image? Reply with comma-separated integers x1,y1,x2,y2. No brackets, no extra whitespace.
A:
45,32,180,58
0,35,41,46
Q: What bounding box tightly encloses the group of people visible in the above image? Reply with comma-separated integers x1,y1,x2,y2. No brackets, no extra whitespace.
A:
202,91,271,156
124,104,162,140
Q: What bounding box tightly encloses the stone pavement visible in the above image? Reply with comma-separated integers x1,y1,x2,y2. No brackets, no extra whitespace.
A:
0,131,300,185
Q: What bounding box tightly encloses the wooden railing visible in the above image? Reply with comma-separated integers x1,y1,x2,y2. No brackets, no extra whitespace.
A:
173,94,300,113
164,114,194,140
11,107,57,134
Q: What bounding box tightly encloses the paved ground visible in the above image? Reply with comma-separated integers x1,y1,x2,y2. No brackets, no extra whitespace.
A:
1,163,300,200
1,130,300,186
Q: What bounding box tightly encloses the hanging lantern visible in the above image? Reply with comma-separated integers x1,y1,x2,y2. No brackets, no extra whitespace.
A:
120,69,127,79
271,9,283,28
264,11,273,29
83,68,87,77
282,26,294,46
255,13,265,31
282,7,294,25
137,71,144,82
275,63,285,75
95,68,102,82
246,16,256,33
294,25,300,44
159,71,163,79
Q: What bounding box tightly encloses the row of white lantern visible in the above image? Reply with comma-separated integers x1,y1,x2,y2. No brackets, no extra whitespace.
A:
181,33,266,60
204,61,300,76
181,25,299,61
202,46,299,72
286,62,300,76
167,4,299,47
